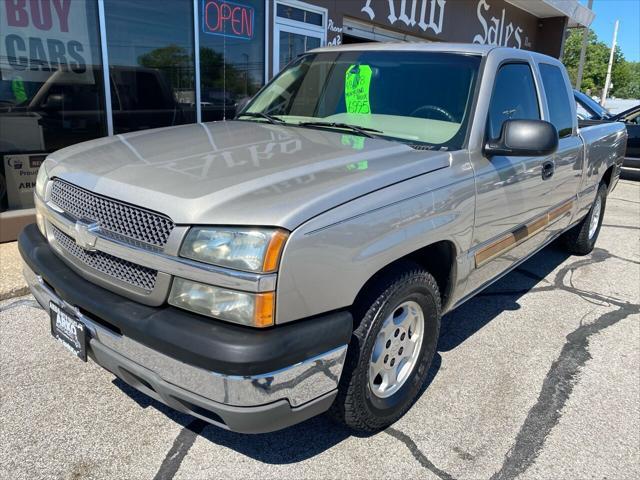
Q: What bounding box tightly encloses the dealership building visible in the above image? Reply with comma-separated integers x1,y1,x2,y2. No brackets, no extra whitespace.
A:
0,0,594,241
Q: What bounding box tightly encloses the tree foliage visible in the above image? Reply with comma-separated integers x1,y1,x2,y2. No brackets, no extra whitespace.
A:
563,28,637,99
138,45,260,99
138,45,194,90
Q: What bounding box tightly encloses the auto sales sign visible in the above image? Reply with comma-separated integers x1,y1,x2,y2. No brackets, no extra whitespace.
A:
0,0,94,82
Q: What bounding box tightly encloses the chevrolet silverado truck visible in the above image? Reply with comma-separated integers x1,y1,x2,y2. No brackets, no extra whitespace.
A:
20,44,627,433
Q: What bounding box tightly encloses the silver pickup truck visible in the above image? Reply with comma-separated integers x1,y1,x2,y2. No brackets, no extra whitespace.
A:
20,43,627,434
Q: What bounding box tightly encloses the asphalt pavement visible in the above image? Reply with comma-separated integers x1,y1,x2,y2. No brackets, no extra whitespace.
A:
1,179,638,480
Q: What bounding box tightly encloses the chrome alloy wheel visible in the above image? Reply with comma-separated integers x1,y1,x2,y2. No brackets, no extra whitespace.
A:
368,300,425,398
588,195,602,240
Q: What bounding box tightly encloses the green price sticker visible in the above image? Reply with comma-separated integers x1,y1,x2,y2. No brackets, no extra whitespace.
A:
345,64,372,114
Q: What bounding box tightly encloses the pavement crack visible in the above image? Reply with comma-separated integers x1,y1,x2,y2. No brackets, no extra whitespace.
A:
0,298,42,313
385,427,457,480
489,247,640,480
490,301,639,480
153,419,208,480
601,223,639,231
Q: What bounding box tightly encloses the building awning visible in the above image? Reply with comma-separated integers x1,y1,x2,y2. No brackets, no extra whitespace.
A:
506,0,595,27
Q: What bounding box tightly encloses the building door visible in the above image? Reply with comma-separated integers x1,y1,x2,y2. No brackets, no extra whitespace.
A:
273,1,326,74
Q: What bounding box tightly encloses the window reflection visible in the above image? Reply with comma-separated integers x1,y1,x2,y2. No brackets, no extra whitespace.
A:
199,0,265,121
0,0,105,211
104,0,196,133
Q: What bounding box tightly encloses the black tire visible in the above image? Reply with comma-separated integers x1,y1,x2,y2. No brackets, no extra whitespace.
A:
329,262,441,432
563,182,608,255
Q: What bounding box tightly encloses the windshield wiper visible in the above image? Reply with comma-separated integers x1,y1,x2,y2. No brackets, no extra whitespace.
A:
297,121,383,138
236,112,285,124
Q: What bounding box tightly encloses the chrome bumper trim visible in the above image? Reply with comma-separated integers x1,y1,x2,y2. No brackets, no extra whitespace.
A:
24,263,345,408
36,194,277,293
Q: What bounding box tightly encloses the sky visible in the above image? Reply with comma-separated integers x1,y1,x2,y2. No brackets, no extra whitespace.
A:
582,0,640,62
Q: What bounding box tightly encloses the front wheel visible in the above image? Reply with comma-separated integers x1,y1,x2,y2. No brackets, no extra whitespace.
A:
329,264,441,432
562,182,608,255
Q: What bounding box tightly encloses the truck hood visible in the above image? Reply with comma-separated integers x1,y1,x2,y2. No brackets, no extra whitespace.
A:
46,121,451,229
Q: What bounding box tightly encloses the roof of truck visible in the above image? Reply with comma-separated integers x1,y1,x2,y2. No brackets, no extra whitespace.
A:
311,42,497,56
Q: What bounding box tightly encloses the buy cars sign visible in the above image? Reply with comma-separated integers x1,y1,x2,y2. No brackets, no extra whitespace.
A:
0,0,95,82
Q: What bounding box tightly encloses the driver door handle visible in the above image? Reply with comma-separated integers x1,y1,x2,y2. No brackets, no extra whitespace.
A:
542,160,555,180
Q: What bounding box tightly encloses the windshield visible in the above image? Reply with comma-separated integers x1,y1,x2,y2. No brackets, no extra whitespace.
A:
243,51,481,149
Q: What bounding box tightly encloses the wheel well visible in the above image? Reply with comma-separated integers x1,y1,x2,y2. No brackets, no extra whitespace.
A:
406,241,456,307
352,241,456,316
601,165,614,189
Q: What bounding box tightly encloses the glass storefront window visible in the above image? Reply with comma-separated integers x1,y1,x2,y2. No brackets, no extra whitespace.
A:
199,0,266,121
104,0,196,134
0,0,105,212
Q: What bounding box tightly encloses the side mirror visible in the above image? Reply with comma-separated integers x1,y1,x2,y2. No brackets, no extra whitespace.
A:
484,119,558,157
42,93,65,110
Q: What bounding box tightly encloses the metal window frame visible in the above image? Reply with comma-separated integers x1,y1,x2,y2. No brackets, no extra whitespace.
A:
273,0,327,75
265,0,271,82
97,0,113,136
193,0,202,123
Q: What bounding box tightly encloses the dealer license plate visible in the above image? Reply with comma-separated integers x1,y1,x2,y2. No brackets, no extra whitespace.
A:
50,301,87,362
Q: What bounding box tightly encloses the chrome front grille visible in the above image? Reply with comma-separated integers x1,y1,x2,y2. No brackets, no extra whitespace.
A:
51,224,158,292
50,179,174,248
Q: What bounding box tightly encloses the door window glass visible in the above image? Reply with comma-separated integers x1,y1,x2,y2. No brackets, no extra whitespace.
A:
274,2,325,76
0,0,105,212
539,63,574,138
279,32,321,71
488,64,540,140
199,0,266,122
104,0,196,134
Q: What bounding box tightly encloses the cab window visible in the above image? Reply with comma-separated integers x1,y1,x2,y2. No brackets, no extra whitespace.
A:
539,64,574,138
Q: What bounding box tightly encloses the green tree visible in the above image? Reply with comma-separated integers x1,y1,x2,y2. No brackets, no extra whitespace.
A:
199,47,260,98
615,62,640,98
562,29,633,98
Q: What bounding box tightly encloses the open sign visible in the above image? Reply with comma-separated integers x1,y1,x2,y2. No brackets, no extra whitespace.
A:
203,0,254,40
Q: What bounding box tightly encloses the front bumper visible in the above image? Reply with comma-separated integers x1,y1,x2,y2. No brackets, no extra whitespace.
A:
20,224,352,433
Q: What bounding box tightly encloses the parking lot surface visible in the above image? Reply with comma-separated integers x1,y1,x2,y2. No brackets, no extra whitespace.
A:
1,180,639,480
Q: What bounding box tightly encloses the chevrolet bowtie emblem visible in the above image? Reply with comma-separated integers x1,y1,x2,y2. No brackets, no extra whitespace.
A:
74,219,100,251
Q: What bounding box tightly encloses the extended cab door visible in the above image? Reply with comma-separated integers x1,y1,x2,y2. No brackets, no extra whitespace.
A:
465,60,554,295
536,62,584,238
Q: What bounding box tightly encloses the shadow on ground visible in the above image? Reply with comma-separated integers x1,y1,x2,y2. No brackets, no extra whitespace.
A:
113,243,571,465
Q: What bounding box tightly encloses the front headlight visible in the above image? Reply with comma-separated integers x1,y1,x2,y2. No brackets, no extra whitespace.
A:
35,164,48,199
180,227,288,273
169,278,275,327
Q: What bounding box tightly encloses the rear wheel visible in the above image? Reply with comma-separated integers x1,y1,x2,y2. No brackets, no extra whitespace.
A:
329,264,441,432
563,182,608,255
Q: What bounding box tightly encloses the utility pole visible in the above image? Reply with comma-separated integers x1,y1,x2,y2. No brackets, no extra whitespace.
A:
575,0,594,90
601,19,619,106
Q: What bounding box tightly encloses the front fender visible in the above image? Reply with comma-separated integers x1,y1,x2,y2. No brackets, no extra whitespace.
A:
275,152,476,324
